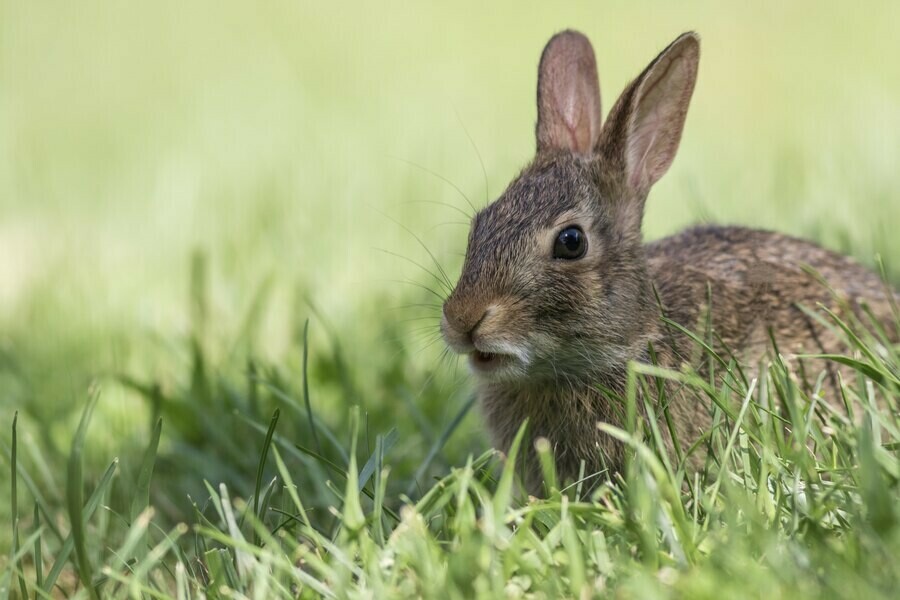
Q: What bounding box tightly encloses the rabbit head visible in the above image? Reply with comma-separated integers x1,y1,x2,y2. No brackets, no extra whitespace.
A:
442,30,700,385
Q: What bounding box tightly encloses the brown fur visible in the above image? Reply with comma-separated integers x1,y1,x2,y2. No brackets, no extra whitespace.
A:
440,30,899,492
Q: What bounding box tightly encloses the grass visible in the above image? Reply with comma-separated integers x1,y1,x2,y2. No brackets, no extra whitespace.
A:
2,291,899,598
2,1,900,598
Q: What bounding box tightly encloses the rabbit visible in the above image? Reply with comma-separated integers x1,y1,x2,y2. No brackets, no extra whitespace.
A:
440,30,899,492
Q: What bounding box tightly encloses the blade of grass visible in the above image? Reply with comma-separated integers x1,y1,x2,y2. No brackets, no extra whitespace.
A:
258,476,279,526
405,392,477,497
43,458,118,594
535,437,559,497
358,428,397,492
799,354,898,388
10,412,28,600
4,527,47,600
340,407,365,535
65,389,101,600
493,420,528,522
271,446,316,536
708,378,758,506
372,436,389,546
130,418,163,562
123,418,162,561
254,409,280,520
33,502,43,591
301,319,321,454
248,409,280,545
0,441,61,542
254,381,348,464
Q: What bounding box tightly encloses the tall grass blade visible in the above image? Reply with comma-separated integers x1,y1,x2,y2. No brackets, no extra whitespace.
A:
271,446,316,539
250,409,280,545
492,420,528,521
801,354,898,388
358,428,397,492
254,409,280,519
33,502,43,591
65,389,101,600
43,458,118,593
301,319,321,454
339,406,365,536
10,412,28,600
406,392,477,497
130,417,163,562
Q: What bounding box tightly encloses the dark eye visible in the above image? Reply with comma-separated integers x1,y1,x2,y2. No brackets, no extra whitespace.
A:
553,226,587,259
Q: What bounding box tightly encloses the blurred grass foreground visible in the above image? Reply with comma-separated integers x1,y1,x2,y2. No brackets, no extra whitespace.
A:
1,1,900,598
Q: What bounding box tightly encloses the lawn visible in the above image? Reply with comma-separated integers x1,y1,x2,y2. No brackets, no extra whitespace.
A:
1,1,899,598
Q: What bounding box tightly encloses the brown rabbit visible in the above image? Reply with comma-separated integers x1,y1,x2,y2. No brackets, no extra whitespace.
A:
440,30,899,491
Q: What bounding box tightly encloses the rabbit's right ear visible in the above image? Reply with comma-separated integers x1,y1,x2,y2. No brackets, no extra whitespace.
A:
535,30,602,156
599,32,700,197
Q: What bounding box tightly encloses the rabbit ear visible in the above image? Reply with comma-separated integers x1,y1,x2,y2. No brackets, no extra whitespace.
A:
599,32,699,195
535,30,602,156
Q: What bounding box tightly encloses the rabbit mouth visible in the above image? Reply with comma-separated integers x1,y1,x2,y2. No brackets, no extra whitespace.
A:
469,350,515,374
473,350,498,363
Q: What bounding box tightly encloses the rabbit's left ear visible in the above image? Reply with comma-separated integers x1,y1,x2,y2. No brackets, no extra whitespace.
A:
599,32,699,195
535,30,602,156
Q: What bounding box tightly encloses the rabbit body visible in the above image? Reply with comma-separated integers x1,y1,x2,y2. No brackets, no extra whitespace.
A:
440,30,898,490
478,222,897,489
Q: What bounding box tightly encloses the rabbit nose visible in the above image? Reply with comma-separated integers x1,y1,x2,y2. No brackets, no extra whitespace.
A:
443,304,489,343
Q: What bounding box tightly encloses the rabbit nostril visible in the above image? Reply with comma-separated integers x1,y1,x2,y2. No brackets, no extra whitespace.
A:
442,304,490,344
468,308,489,339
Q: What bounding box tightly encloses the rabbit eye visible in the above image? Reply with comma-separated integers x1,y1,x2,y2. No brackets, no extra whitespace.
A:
553,226,586,259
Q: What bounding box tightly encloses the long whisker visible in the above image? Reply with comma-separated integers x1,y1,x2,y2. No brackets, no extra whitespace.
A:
387,303,443,312
381,279,447,303
382,328,443,352
431,348,469,398
408,323,444,336
418,333,449,353
455,108,490,206
402,199,473,221
397,315,442,324
374,247,454,296
382,327,444,366
428,221,470,231
402,326,444,346
375,209,456,293
388,155,477,215
434,346,454,373
426,221,470,233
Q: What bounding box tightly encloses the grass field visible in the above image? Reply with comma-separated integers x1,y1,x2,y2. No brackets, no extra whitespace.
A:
2,1,900,597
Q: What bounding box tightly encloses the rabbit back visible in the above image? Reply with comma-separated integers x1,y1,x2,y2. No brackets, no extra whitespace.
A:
646,225,899,393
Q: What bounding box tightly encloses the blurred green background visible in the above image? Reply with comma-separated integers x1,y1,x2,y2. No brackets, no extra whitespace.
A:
2,0,899,525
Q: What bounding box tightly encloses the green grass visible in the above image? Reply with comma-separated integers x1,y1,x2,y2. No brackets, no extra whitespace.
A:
2,1,900,597
2,299,899,598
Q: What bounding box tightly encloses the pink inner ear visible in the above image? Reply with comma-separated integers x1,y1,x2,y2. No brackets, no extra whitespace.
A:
566,81,600,154
536,31,602,155
625,39,698,191
627,106,669,190
555,72,601,155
